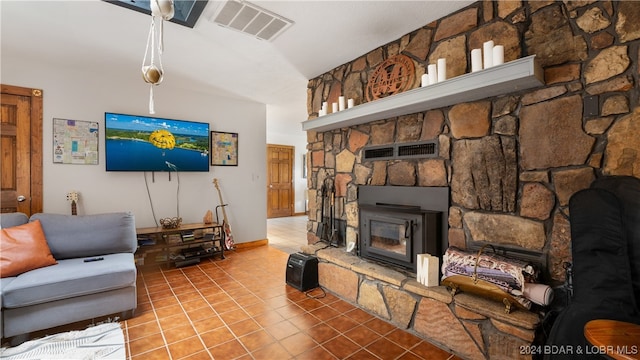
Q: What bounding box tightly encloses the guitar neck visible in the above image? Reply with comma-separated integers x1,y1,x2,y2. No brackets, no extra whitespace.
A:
67,192,79,216
214,180,230,224
213,178,234,249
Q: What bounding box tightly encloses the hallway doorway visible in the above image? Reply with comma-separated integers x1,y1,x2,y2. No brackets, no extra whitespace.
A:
267,144,294,218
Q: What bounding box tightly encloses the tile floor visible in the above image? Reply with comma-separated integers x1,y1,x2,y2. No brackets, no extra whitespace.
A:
8,216,459,359
266,215,309,254
122,216,459,359
125,244,459,359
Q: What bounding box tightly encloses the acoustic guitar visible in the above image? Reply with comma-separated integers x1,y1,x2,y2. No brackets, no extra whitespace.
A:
213,178,235,250
66,191,79,216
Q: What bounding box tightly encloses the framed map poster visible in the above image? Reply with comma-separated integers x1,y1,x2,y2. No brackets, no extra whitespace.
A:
210,131,238,166
53,118,99,164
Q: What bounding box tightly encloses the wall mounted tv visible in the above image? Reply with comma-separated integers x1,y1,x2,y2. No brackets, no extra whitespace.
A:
105,112,210,172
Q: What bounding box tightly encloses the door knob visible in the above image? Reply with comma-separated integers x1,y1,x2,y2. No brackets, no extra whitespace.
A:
17,195,26,202
269,184,273,188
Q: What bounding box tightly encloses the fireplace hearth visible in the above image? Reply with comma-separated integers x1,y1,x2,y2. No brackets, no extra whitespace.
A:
357,186,449,273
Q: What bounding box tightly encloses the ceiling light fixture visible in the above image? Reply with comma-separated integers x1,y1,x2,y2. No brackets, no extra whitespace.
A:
142,0,174,114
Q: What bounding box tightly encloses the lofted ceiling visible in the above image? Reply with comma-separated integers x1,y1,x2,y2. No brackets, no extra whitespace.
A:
1,0,473,108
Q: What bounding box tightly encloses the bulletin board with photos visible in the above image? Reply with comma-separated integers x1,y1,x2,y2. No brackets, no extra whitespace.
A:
53,118,99,165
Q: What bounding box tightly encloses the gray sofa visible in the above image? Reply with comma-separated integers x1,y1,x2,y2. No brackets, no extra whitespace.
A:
1,212,137,344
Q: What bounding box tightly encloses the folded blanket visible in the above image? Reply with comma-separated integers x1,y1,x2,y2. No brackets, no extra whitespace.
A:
442,247,536,287
441,247,540,309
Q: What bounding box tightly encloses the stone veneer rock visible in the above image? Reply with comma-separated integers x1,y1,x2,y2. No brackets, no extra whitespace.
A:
305,244,540,360
304,1,640,359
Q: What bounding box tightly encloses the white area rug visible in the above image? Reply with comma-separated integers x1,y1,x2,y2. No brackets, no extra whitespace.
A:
0,323,125,360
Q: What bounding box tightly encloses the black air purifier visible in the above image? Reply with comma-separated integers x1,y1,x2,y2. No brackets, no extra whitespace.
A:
286,253,319,291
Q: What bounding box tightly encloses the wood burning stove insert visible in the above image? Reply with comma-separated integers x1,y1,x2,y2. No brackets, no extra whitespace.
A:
359,203,440,272
357,186,449,273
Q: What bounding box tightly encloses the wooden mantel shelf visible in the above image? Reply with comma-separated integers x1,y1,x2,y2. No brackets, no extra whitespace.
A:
301,55,544,132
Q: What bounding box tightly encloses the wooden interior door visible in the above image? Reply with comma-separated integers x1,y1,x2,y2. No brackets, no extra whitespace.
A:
1,84,43,216
267,144,294,218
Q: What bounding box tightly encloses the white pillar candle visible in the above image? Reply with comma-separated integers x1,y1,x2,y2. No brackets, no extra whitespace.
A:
483,40,494,69
319,108,326,116
338,96,346,111
492,45,504,66
437,58,447,82
347,98,355,108
332,102,338,113
322,101,328,112
421,73,429,87
471,48,483,72
428,64,437,84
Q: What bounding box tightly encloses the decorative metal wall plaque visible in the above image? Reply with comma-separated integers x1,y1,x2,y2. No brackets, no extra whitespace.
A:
365,54,416,102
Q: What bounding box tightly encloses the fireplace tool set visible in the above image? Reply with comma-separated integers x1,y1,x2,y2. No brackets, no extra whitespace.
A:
317,177,341,247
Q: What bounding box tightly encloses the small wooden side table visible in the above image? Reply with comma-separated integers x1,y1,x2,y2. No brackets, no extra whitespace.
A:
584,319,640,360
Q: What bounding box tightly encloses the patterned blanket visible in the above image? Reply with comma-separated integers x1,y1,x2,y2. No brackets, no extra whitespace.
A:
442,247,539,309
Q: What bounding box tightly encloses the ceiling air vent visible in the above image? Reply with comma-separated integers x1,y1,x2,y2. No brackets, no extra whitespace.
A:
209,0,294,41
363,141,438,161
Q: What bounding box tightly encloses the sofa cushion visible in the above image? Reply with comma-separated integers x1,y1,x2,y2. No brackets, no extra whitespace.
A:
1,277,16,299
1,220,58,278
0,212,28,228
1,253,136,308
29,212,137,259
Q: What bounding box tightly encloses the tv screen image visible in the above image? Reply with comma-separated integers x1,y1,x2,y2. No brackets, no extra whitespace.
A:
105,112,210,172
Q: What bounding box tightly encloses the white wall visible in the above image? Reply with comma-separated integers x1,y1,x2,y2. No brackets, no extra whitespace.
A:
266,103,309,214
1,55,268,244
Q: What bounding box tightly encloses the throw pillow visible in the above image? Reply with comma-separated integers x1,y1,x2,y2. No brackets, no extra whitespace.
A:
1,220,57,278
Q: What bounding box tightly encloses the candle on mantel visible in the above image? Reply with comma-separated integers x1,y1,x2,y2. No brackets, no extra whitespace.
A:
338,96,346,111
332,102,338,113
428,64,437,84
347,98,355,108
493,45,504,66
483,40,494,69
471,48,482,72
421,73,429,87
319,102,327,116
437,58,447,82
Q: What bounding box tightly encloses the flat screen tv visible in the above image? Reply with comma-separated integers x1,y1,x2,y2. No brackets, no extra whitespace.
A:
105,112,210,172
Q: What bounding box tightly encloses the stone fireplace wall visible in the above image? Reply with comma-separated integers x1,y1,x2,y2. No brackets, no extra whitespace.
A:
305,0,640,284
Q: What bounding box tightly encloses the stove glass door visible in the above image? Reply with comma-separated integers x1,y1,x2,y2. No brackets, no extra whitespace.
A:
369,218,411,256
365,214,415,264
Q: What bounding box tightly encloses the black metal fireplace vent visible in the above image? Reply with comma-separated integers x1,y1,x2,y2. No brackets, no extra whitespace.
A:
363,140,437,161
364,146,394,160
397,142,436,158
